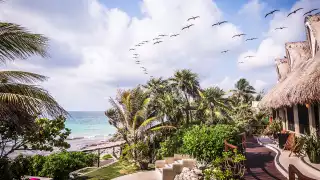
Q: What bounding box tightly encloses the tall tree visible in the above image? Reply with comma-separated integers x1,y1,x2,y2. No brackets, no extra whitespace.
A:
231,78,256,104
170,69,200,123
198,87,232,124
0,22,67,124
105,87,174,150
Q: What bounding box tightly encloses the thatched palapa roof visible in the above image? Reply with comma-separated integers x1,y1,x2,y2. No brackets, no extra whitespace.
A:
260,40,312,108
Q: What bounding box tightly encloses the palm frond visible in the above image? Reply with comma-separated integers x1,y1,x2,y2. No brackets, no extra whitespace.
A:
140,116,158,127
0,22,48,63
0,70,47,83
150,125,176,131
108,98,127,127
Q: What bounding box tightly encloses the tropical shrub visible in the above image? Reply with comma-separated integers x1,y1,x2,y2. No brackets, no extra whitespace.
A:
264,119,282,137
204,150,246,180
0,116,71,158
10,155,32,180
1,152,98,180
159,129,186,158
39,151,98,179
304,134,320,164
182,125,240,163
102,154,113,160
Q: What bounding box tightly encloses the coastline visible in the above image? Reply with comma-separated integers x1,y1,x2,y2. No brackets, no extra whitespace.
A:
7,134,124,159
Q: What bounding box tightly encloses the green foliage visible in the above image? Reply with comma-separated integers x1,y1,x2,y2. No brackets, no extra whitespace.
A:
182,125,240,162
102,154,113,160
2,152,98,180
304,134,320,163
266,119,282,135
159,129,186,158
39,151,97,179
0,116,71,158
10,155,32,179
204,150,246,180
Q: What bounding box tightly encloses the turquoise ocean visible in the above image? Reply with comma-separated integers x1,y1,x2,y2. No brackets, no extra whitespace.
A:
65,111,116,139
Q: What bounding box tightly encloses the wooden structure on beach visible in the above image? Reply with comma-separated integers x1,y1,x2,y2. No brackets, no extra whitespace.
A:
82,141,125,167
260,14,320,135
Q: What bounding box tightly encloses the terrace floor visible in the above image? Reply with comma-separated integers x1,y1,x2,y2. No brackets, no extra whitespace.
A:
244,137,286,180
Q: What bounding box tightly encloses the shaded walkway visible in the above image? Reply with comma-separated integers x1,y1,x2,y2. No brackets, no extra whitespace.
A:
244,137,286,180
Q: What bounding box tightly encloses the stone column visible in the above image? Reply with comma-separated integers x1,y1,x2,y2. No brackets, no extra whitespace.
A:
293,105,300,134
284,108,288,130
279,108,286,130
308,104,316,135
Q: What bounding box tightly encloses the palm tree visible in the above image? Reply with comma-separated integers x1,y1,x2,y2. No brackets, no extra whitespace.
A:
198,87,232,124
170,69,200,123
105,87,174,159
0,22,67,124
231,78,256,104
143,77,169,95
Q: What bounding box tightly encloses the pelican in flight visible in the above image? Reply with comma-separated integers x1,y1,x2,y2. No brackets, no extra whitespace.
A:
154,41,163,45
133,57,138,59
245,56,255,58
187,16,200,21
143,41,149,43
303,9,319,16
182,24,194,30
129,48,135,51
170,34,180,37
133,53,139,56
221,50,229,53
265,10,280,18
245,38,258,41
135,44,141,47
232,34,246,38
275,27,288,30
287,8,303,17
239,61,244,64
153,37,161,40
158,34,168,37
212,21,228,27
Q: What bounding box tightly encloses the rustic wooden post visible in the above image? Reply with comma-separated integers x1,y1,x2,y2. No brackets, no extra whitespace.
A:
98,149,100,167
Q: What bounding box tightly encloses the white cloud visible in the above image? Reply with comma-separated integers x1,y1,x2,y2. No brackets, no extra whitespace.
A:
0,0,244,110
238,0,266,19
253,79,268,91
238,0,320,70
1,0,316,111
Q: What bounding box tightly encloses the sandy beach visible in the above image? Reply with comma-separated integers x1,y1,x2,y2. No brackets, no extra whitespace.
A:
7,135,124,159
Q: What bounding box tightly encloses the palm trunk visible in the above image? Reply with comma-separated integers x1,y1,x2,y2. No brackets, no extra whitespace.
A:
183,92,191,124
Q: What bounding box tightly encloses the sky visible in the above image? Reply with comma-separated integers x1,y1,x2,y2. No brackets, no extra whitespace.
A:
0,0,319,111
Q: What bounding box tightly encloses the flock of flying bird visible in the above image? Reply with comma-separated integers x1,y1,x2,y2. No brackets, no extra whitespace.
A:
128,7,320,76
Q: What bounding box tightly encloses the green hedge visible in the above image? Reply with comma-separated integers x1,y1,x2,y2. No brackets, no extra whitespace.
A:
183,124,240,162
2,151,98,180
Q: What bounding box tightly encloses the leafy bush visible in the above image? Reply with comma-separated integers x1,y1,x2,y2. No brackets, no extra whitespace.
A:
264,119,282,136
39,151,98,179
159,129,186,158
304,134,320,163
10,155,32,179
204,150,246,180
182,125,240,163
102,154,113,160
1,151,98,180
